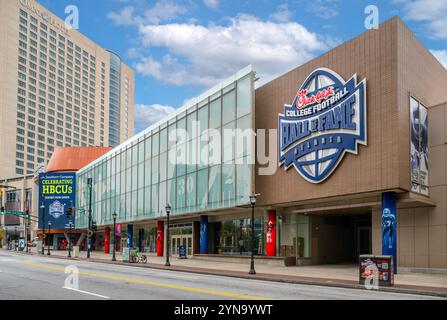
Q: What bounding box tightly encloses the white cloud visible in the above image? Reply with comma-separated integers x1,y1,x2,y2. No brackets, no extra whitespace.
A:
431,50,447,69
107,6,138,26
398,0,447,39
308,0,339,19
135,104,176,131
203,0,219,9
143,0,187,24
107,1,187,26
135,14,330,86
270,3,293,23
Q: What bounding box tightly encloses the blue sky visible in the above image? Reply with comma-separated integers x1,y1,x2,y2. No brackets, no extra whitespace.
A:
38,0,447,133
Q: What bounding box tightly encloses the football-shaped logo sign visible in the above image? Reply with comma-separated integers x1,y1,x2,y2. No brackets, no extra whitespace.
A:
278,68,367,183
49,200,65,219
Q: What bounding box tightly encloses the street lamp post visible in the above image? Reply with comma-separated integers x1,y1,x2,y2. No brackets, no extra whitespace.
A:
68,220,73,258
249,193,257,275
26,213,31,253
47,221,51,256
112,212,117,261
165,204,171,267
40,202,45,255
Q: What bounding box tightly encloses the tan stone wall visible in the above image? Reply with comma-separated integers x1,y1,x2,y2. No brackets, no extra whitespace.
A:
255,18,401,206
255,17,447,269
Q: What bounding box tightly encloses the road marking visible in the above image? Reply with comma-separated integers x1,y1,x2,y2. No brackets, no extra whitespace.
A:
63,287,110,299
21,261,271,300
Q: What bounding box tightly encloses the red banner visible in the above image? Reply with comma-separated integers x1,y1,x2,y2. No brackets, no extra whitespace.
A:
266,210,276,256
157,221,164,257
104,227,110,254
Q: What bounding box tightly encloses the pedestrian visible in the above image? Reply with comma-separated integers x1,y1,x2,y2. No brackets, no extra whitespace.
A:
239,239,244,255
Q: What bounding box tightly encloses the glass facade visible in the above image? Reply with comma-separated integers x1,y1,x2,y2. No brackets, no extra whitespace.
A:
108,52,121,147
279,214,311,258
76,67,254,228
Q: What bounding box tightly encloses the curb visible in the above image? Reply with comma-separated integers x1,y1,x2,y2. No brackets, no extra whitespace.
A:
12,251,447,299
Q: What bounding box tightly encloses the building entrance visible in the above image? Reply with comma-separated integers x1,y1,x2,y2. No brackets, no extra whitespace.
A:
312,212,371,264
171,235,193,257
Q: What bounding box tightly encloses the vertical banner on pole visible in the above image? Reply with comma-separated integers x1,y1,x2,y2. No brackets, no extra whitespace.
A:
104,227,110,254
200,215,208,254
382,192,397,274
157,221,164,256
127,224,133,248
266,210,277,256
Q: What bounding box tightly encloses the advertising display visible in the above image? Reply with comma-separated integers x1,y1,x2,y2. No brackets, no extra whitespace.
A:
382,192,397,273
200,215,208,254
265,211,276,256
410,97,429,195
359,255,394,287
279,68,367,183
39,172,76,229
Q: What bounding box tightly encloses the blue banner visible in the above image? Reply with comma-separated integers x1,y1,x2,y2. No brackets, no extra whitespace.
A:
382,192,397,273
39,172,76,229
200,215,208,254
127,224,133,248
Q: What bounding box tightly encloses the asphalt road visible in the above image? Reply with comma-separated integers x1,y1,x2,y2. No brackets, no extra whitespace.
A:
0,250,443,300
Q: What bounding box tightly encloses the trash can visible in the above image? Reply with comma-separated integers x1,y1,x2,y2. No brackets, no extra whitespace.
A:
359,254,394,287
37,240,43,253
72,246,79,258
122,247,130,262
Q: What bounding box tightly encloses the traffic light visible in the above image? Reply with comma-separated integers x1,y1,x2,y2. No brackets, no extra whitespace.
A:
92,221,97,232
0,206,4,213
66,207,73,219
25,209,29,218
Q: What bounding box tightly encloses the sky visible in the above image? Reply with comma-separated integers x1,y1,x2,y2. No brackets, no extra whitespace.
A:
38,0,447,133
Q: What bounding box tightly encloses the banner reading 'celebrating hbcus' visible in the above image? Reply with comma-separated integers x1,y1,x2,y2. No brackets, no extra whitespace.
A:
39,172,76,229
278,68,367,183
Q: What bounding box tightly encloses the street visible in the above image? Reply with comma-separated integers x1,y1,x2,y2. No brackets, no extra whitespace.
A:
0,250,443,300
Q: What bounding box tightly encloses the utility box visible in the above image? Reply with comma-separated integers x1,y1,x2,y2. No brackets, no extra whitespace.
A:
122,247,130,262
72,246,79,258
37,241,43,253
359,255,394,287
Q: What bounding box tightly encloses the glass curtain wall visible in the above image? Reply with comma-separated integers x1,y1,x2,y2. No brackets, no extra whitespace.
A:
76,68,254,228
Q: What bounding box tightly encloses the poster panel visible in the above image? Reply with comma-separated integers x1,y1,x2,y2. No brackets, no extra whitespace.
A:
419,104,429,195
410,97,420,193
39,172,76,229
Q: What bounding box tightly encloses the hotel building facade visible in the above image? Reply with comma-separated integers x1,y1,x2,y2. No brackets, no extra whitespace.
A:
0,0,134,245
0,0,135,180
39,17,447,270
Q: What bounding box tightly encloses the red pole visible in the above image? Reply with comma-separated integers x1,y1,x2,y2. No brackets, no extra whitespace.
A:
266,210,277,256
157,221,164,256
104,227,110,254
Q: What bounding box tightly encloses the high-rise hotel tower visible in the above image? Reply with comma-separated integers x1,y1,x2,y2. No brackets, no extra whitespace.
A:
0,0,135,179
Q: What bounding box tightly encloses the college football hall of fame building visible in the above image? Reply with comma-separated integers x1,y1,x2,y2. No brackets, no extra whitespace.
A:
24,17,447,273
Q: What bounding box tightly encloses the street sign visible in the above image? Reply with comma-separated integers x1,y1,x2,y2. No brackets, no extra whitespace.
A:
3,226,25,232
0,211,30,218
179,245,187,259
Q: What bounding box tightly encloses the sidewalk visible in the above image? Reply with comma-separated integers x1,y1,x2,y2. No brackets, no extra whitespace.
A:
14,247,447,298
